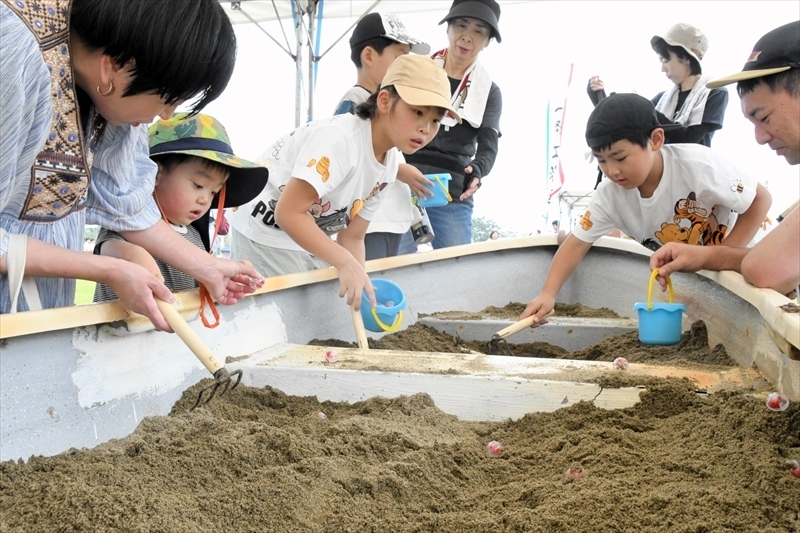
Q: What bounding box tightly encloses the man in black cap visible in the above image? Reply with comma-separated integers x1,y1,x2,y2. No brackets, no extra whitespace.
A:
519,92,770,325
651,21,800,297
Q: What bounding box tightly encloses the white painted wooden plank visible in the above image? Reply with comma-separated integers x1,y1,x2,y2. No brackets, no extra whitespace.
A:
237,366,643,421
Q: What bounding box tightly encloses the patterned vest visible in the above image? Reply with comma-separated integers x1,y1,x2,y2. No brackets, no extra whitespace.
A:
3,0,91,222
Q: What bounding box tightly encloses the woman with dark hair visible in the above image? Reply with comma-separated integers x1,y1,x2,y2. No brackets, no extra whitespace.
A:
588,23,728,148
0,0,262,331
404,0,503,249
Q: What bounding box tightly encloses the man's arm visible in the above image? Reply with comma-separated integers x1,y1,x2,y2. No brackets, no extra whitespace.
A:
651,208,799,296
741,206,800,295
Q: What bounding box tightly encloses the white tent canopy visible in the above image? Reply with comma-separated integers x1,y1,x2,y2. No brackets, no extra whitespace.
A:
217,0,523,125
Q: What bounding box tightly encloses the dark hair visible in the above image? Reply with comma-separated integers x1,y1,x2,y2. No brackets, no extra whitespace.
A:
151,153,230,179
70,0,236,114
652,40,702,76
350,37,395,69
355,85,399,119
737,68,800,98
591,130,653,153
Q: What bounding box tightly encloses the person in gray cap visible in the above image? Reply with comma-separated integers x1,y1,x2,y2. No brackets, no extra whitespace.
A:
404,0,503,249
651,21,800,298
588,23,729,148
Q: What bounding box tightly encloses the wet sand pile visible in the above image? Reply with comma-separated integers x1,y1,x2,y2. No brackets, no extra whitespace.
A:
1,304,798,532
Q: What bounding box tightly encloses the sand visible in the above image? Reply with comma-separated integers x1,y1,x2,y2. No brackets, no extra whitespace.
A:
1,304,798,533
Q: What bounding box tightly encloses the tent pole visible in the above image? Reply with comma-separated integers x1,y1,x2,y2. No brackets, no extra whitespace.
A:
294,11,303,127
307,2,316,122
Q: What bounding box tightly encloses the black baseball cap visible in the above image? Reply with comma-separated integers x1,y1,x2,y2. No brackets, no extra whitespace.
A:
707,21,800,88
439,0,502,43
585,93,680,149
350,12,430,55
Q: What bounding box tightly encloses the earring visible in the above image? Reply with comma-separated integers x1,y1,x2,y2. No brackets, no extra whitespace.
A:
96,81,115,97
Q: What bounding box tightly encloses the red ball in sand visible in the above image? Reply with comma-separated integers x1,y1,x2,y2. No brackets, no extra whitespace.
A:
486,441,503,457
766,392,789,412
613,357,629,371
324,349,338,363
566,466,586,480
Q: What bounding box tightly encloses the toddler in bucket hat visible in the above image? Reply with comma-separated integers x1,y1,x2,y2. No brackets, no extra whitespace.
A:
93,114,268,310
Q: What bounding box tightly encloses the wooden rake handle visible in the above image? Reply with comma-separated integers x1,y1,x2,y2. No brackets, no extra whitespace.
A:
350,303,370,350
494,310,555,340
156,299,224,375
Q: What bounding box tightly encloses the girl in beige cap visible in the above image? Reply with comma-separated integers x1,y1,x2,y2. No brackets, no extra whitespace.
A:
230,55,459,310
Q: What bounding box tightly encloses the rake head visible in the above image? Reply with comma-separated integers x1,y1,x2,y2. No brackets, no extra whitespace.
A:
486,335,514,356
191,368,243,411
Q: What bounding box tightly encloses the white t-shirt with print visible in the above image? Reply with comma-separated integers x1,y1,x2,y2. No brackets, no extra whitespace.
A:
572,144,758,250
333,85,415,235
231,114,398,252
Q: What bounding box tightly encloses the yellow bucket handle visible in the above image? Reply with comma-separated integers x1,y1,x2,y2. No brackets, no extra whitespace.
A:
433,175,452,203
370,308,403,332
647,268,674,310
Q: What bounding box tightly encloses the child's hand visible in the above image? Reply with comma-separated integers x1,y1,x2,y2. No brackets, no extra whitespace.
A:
396,164,434,199
337,258,375,311
520,294,555,325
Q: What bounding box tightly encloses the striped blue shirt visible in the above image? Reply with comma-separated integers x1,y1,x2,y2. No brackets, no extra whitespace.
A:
0,4,161,312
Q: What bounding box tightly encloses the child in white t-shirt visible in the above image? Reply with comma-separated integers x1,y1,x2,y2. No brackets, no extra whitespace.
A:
334,12,435,259
231,55,459,309
521,93,771,324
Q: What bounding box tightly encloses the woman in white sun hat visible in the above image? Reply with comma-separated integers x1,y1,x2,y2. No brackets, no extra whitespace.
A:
588,22,729,148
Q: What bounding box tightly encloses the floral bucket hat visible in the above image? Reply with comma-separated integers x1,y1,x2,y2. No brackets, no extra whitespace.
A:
148,113,268,208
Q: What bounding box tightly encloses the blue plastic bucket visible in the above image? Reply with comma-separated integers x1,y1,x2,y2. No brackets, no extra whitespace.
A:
633,270,686,345
417,174,452,208
361,279,406,332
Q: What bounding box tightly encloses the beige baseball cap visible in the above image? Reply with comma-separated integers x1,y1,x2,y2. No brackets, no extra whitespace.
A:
651,23,709,63
380,55,461,123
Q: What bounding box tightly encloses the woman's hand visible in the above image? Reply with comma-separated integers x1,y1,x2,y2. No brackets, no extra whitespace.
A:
589,76,604,91
459,165,482,201
336,257,375,311
103,260,175,332
193,257,264,305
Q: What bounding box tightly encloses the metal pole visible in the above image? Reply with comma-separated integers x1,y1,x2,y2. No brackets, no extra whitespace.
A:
294,12,303,127
307,2,315,122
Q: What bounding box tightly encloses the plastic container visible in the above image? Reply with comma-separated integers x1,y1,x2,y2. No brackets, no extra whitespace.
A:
417,174,452,208
633,269,686,345
361,279,406,332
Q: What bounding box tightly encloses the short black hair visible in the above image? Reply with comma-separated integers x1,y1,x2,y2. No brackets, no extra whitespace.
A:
355,85,399,119
151,153,230,179
70,0,236,114
350,37,396,69
652,39,702,76
737,68,800,98
591,130,653,153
